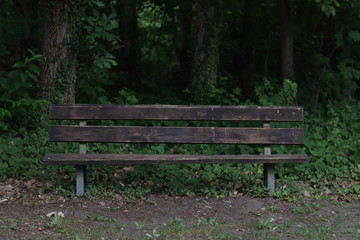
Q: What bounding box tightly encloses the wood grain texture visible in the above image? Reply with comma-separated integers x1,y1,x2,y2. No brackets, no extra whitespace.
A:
49,126,304,144
43,154,309,165
49,104,303,122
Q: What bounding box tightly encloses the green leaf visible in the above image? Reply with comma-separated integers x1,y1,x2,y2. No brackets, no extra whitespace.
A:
151,145,165,154
92,1,105,8
20,72,27,82
12,62,25,68
28,54,42,62
337,62,352,79
352,69,360,79
354,184,360,193
9,223,17,230
348,31,360,42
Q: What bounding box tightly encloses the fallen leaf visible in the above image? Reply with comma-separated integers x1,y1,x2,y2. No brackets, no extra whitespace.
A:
27,179,36,185
46,212,65,218
114,172,121,179
303,189,311,198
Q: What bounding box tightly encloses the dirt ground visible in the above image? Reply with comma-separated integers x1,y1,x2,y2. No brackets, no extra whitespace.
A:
0,179,359,240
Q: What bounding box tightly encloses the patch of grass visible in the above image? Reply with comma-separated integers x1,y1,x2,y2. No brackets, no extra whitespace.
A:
0,217,17,231
258,217,277,231
245,229,280,240
145,228,161,239
341,228,355,234
278,220,294,230
157,216,238,240
267,206,278,212
135,221,145,230
292,206,305,214
87,213,117,222
195,216,219,227
294,225,310,236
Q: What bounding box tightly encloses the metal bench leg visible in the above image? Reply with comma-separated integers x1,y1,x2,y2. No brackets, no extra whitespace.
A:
77,121,87,196
264,163,275,193
76,165,86,195
263,123,275,193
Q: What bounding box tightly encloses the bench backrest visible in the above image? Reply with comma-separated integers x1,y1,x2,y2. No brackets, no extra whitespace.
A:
48,104,304,145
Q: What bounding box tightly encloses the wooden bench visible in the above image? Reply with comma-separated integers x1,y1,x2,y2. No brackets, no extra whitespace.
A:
43,104,309,195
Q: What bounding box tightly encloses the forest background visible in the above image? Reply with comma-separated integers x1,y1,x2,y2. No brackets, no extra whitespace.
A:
0,0,359,199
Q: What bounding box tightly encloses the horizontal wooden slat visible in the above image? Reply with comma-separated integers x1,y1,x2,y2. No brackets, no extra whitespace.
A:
49,126,304,144
49,104,303,122
43,154,309,165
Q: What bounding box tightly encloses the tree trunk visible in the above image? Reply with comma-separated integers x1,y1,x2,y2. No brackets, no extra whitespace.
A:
191,0,220,88
117,0,141,89
240,0,255,94
38,0,78,104
177,0,193,84
278,0,294,80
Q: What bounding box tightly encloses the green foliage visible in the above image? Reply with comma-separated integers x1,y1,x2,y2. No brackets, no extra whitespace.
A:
76,1,120,103
137,1,178,96
138,1,173,59
1,217,17,231
87,213,117,222
315,0,340,16
258,217,276,231
274,98,360,199
146,228,161,239
0,109,11,131
82,4,119,47
0,49,48,130
0,127,49,180
191,82,242,105
47,215,63,228
302,99,360,180
115,88,139,105
310,29,360,103
0,49,41,100
256,79,298,106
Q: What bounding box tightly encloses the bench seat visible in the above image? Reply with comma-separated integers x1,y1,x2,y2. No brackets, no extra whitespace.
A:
44,154,309,165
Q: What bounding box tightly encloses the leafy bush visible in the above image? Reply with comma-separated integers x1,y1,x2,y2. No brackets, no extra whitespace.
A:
302,99,360,181
0,128,48,180
0,49,48,131
256,78,298,106
0,49,41,101
0,78,359,198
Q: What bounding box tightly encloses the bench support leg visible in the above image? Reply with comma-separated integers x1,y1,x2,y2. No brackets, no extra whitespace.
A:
263,123,275,193
264,163,275,193
76,165,86,196
77,121,87,195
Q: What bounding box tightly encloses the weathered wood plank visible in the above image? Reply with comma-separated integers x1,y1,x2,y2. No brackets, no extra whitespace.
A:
49,126,304,144
43,154,309,165
49,104,303,122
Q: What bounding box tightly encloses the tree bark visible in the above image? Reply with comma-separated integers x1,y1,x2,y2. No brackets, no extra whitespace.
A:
38,0,78,104
240,0,255,94
117,0,141,89
191,0,220,88
278,0,294,80
177,0,193,84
